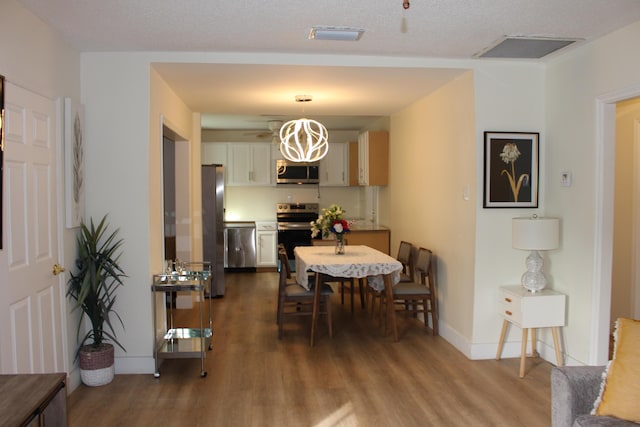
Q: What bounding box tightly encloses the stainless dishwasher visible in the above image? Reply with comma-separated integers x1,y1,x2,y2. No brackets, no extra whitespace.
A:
224,222,257,269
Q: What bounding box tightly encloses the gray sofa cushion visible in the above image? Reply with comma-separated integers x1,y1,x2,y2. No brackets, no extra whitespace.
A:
574,414,639,426
551,366,640,427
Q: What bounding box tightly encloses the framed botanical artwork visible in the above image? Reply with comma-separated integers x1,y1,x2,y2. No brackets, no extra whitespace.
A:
483,131,539,208
64,97,85,228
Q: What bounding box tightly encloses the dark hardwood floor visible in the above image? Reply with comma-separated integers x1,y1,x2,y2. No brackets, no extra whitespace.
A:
68,271,553,426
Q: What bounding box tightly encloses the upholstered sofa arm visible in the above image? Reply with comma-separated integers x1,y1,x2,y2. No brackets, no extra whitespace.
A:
551,365,605,427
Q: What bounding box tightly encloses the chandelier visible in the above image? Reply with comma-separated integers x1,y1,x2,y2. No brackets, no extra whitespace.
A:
279,95,329,163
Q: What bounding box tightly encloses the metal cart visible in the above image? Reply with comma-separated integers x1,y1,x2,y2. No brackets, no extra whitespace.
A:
151,262,213,378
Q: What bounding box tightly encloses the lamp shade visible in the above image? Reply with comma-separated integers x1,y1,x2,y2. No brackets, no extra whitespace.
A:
512,217,560,250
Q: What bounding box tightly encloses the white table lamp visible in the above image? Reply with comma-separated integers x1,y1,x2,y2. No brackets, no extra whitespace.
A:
512,216,560,292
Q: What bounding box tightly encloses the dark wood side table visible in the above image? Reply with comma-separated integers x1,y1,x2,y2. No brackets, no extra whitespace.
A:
0,373,67,426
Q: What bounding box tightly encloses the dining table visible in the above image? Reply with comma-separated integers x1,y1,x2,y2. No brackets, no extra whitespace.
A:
294,245,403,346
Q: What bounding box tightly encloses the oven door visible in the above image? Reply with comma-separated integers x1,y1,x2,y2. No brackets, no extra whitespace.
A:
277,227,315,260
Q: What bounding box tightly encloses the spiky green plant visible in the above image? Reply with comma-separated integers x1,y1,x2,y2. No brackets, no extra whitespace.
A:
67,215,127,353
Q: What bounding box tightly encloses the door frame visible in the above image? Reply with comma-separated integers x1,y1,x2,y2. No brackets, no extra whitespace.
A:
594,84,640,364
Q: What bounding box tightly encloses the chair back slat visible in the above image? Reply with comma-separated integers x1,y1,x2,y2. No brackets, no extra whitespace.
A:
278,251,290,294
415,247,432,277
278,245,293,279
397,241,415,282
397,241,412,264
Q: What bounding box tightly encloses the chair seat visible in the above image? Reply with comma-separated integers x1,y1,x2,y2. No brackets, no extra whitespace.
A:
393,282,431,296
285,283,334,298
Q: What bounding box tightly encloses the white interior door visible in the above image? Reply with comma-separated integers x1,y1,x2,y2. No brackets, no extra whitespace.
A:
0,83,65,374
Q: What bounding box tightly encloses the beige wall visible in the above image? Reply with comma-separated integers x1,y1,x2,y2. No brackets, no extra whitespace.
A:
386,71,477,339
612,98,640,324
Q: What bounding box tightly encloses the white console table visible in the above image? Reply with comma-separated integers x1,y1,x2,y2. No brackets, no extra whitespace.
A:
495,285,566,378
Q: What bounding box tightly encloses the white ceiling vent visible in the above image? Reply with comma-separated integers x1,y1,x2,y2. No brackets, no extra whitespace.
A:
309,27,365,41
474,36,581,59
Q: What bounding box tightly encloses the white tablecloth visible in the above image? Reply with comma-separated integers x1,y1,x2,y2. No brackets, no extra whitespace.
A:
294,245,403,291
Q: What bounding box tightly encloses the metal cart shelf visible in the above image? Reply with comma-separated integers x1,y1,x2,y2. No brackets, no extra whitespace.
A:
151,263,213,378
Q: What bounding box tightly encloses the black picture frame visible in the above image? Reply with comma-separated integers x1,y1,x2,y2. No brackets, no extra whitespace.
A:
483,131,539,208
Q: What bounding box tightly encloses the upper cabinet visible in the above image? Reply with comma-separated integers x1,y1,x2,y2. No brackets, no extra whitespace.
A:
227,143,272,186
201,143,227,166
319,143,348,186
352,131,389,186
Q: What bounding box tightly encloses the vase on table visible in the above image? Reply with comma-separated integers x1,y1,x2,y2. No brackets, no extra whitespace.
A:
335,234,345,255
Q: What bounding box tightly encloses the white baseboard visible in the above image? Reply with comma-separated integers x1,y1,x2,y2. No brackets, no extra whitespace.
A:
115,356,156,374
438,320,574,366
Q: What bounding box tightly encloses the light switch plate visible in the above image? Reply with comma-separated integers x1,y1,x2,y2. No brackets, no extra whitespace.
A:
560,171,572,187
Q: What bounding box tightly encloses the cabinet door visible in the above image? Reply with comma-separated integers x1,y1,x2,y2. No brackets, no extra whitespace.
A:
357,131,388,186
358,132,369,185
201,142,227,165
250,144,272,185
257,231,277,266
228,144,252,185
348,141,359,186
320,143,347,186
227,143,272,186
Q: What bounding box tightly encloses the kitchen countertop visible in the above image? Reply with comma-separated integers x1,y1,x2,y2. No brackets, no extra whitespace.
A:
348,224,389,231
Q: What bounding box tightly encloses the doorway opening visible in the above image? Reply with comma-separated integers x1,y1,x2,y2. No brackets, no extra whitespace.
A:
594,86,640,365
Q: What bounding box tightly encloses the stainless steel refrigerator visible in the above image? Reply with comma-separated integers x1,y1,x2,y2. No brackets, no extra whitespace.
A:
202,164,225,296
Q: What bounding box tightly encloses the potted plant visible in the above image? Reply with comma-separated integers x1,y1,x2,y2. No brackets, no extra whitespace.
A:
67,214,126,386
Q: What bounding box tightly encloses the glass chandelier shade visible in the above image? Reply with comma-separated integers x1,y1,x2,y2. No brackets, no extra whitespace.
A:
279,118,329,162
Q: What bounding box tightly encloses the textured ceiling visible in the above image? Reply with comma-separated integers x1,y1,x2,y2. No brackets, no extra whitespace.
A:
18,0,640,130
19,0,640,57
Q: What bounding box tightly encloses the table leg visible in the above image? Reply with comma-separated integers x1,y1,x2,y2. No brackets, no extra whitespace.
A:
496,319,509,360
310,272,322,347
384,274,398,342
519,328,528,378
552,327,564,366
531,328,538,357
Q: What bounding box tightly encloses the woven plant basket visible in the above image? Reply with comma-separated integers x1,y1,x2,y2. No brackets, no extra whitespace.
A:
79,343,115,387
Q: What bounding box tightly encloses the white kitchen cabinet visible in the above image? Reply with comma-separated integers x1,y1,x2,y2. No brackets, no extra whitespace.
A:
319,143,348,186
255,221,277,267
227,143,272,186
201,142,227,165
357,131,389,186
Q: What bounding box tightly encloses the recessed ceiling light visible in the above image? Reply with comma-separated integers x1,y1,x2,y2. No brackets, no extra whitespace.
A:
309,26,365,41
474,36,582,59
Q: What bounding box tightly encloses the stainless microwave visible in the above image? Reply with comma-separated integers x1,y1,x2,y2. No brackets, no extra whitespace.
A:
276,160,319,185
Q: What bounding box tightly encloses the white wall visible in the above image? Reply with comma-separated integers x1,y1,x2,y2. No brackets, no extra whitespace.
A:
0,0,80,384
471,62,547,358
80,55,199,374
546,20,640,364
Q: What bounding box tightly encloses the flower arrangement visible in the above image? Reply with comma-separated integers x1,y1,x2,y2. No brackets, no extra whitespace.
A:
311,204,351,239
500,143,529,202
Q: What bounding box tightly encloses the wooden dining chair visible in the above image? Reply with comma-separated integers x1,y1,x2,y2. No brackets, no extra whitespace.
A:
277,251,333,340
367,241,415,318
310,239,364,314
381,247,438,337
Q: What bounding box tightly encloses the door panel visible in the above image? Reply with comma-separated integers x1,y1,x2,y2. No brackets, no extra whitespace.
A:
0,83,65,374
